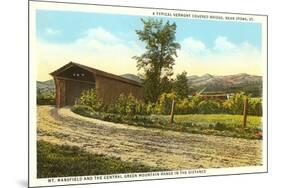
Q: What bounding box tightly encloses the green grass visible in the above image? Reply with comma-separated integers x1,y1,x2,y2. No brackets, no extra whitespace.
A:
158,114,262,129
71,105,263,140
37,141,163,178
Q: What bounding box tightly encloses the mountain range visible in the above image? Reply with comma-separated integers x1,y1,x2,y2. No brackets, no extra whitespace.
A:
187,73,262,95
37,80,55,94
37,73,262,96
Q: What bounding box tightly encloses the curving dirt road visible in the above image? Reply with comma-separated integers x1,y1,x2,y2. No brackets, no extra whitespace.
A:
37,106,262,170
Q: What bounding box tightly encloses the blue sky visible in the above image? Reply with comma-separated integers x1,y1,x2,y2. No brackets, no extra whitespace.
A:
37,10,261,48
36,10,262,81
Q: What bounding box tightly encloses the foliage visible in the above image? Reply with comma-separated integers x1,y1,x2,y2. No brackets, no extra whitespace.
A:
71,105,153,125
156,95,202,115
155,92,177,115
146,102,157,115
171,114,261,129
188,95,203,114
133,18,181,102
77,88,262,116
173,71,189,99
160,76,173,94
79,89,103,111
72,105,262,140
175,98,190,114
198,100,221,114
37,141,162,178
71,105,94,116
248,98,262,116
222,92,262,116
37,89,55,105
108,93,149,115
222,92,249,115
214,122,227,131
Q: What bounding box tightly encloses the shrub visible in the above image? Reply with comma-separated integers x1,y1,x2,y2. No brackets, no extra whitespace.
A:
145,102,156,115
79,89,103,111
175,98,191,114
71,105,94,116
37,92,55,105
248,98,262,116
198,100,221,114
155,92,177,115
223,92,248,115
111,94,149,116
188,95,203,113
222,93,262,116
113,94,128,115
214,122,227,131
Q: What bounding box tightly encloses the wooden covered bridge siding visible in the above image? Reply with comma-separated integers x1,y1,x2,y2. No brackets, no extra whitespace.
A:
51,62,144,108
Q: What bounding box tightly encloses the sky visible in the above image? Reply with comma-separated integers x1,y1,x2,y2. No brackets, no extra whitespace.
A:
36,10,262,81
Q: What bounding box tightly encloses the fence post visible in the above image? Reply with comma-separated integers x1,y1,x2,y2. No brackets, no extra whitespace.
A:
243,97,249,128
170,99,176,124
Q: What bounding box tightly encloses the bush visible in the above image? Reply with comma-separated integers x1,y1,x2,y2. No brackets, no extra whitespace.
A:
113,94,127,114
198,100,221,114
145,102,156,115
214,122,227,131
175,98,192,114
223,93,262,116
109,93,149,116
78,89,150,116
71,105,94,117
155,92,177,115
79,89,103,111
37,92,55,105
248,98,262,116
223,92,248,115
188,95,203,113
77,88,262,117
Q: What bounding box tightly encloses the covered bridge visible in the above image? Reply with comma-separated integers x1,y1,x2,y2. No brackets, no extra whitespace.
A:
50,62,143,108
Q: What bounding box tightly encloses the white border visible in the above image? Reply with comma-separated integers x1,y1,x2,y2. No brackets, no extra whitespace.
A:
29,1,268,187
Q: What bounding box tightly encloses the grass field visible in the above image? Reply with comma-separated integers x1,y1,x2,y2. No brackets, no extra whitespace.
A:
157,114,262,129
37,141,163,178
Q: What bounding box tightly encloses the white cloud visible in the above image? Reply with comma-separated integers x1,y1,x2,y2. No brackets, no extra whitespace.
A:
78,27,119,43
181,37,209,55
214,36,236,51
176,36,262,76
45,28,61,36
180,35,260,58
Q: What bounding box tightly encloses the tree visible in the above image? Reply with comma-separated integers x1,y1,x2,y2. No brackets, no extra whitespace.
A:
173,71,189,99
160,75,173,94
133,18,181,102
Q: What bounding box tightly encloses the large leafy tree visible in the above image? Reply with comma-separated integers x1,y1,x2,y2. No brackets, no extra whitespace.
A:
133,18,181,102
173,71,189,99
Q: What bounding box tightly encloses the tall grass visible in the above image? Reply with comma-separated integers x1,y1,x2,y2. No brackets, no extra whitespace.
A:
37,141,163,178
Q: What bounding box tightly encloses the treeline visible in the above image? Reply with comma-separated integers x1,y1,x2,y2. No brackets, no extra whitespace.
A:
156,92,262,116
37,88,55,105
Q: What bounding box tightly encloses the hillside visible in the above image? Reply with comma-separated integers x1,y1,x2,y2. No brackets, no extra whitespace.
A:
188,73,262,96
37,80,55,94
120,73,143,83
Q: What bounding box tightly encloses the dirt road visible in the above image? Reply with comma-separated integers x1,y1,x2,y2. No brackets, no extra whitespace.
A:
37,106,262,170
